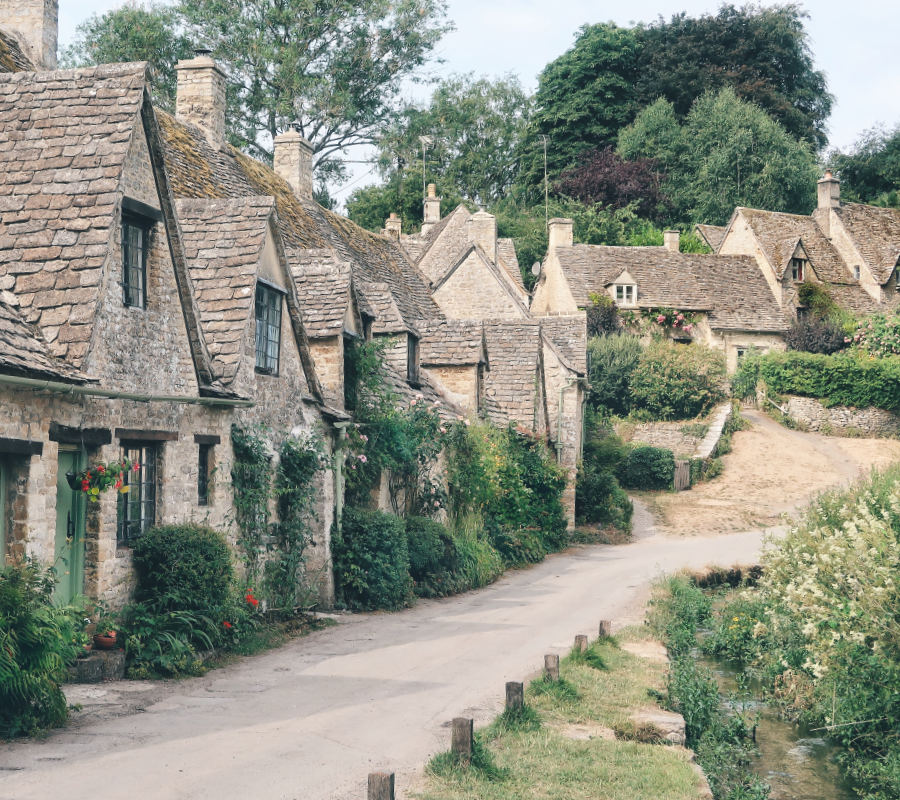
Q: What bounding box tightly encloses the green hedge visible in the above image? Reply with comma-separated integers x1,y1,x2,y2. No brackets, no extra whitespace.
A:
619,446,675,490
333,508,412,610
131,524,233,611
735,351,900,412
406,516,460,598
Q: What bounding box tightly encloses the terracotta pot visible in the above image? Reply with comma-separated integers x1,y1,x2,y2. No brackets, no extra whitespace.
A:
93,632,117,650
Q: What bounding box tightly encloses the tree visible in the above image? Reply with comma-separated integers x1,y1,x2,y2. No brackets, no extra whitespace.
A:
62,2,194,112
373,74,533,207
830,124,900,206
619,89,818,224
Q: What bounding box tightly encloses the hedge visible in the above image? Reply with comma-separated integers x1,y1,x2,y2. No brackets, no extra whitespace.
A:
619,446,675,490
735,351,900,413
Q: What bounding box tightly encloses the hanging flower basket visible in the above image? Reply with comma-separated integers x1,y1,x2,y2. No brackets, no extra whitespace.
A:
66,458,139,501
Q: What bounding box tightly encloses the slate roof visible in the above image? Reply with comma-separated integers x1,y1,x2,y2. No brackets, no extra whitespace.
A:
290,257,354,338
359,281,409,335
415,204,471,283
156,111,441,332
419,320,487,366
736,207,853,284
556,245,787,333
695,224,726,252
0,293,87,382
832,203,900,285
497,238,527,294
175,196,275,384
540,317,587,375
0,30,33,73
482,320,543,427
380,361,465,423
0,63,149,366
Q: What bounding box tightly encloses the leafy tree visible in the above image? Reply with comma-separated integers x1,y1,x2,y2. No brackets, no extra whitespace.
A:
375,74,532,207
830,124,900,206
61,2,194,112
619,89,818,224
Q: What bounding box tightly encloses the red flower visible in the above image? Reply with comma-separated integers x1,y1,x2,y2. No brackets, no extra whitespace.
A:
97,465,105,473
81,480,89,491
223,620,233,629
114,479,122,489
245,591,259,607
132,463,140,472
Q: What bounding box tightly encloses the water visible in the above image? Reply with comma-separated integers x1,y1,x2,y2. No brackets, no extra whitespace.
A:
699,654,854,800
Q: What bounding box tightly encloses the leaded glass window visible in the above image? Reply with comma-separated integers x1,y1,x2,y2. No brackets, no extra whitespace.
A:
255,283,282,374
117,444,157,544
122,216,149,308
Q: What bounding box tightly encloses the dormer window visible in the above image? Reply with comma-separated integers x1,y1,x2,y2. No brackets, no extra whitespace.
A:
854,265,861,280
255,281,283,374
790,257,806,282
121,198,162,309
407,335,420,385
615,284,636,306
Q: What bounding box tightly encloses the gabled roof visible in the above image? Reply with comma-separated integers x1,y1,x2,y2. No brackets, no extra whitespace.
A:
156,111,441,331
540,317,587,375
736,207,853,284
497,238,527,294
0,30,33,73
290,255,356,338
833,203,900,285
419,320,488,367
176,196,275,384
695,224,726,252
359,281,410,335
0,294,87,382
433,243,530,316
482,320,543,427
414,204,471,282
555,245,787,333
0,63,149,366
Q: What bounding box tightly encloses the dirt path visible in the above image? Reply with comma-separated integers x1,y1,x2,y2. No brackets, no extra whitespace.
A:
648,410,900,536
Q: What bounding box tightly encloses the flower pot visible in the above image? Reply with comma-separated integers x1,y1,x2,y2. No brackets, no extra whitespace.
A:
77,643,93,659
65,471,80,491
93,632,117,650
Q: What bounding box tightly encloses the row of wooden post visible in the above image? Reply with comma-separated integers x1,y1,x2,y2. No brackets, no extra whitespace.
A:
366,620,613,798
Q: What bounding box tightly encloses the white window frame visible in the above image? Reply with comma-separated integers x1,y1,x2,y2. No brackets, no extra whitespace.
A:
614,284,636,306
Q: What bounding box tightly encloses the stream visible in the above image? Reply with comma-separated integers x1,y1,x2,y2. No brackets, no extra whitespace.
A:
699,653,854,800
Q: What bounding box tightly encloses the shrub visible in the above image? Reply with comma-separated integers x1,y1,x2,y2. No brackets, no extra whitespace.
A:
850,312,900,357
131,524,234,612
406,516,459,598
576,466,633,528
784,315,848,354
120,602,215,678
450,514,504,591
629,340,727,420
618,446,675,490
585,292,622,336
332,508,412,610
0,560,76,737
586,333,643,414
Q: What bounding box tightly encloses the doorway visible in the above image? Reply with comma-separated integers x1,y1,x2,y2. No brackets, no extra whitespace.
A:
53,448,85,604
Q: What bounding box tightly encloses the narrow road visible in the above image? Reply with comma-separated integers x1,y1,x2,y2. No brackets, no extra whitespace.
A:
1,514,764,800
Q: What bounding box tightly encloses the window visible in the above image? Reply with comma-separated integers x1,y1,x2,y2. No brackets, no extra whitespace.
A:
407,335,420,385
614,284,635,305
854,265,861,280
117,444,157,544
255,282,283,374
343,334,359,411
122,215,150,308
197,444,212,506
736,348,747,362
895,270,900,293
790,257,806,282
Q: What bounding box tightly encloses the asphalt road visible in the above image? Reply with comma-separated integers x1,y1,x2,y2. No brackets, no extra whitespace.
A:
0,503,769,800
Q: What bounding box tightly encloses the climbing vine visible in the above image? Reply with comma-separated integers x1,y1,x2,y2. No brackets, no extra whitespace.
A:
230,424,271,582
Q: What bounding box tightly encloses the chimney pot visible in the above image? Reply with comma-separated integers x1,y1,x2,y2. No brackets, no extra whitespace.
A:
421,184,441,234
547,218,574,250
0,0,58,69
273,128,314,200
663,229,680,252
817,170,840,211
175,53,227,149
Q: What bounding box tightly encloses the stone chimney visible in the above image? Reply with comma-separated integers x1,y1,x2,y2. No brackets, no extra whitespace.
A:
663,229,680,252
547,218,573,250
0,0,58,69
175,49,226,149
468,210,497,264
421,183,441,235
273,124,314,200
817,169,841,210
384,213,402,240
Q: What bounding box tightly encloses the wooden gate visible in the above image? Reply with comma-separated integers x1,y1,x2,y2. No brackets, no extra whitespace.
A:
673,459,691,492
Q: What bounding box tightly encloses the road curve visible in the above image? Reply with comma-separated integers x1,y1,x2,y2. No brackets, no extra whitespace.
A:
0,509,768,800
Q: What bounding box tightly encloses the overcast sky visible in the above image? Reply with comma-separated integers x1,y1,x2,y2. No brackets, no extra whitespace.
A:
58,0,900,201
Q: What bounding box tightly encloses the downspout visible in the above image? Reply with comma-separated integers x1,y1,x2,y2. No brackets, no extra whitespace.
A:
0,374,253,407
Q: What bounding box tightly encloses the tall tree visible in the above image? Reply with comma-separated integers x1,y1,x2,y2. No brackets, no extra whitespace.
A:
830,125,900,206
374,74,533,207
619,89,818,225
62,2,194,112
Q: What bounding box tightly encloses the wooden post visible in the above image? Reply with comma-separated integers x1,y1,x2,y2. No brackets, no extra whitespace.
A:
451,717,473,763
505,681,524,711
367,772,395,800
599,619,612,638
544,653,560,681
574,634,588,652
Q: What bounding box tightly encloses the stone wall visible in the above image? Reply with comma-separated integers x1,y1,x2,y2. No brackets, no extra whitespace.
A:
785,395,900,437
423,364,478,411
434,250,525,321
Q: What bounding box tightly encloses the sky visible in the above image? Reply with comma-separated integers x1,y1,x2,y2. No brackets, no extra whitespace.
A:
58,0,900,202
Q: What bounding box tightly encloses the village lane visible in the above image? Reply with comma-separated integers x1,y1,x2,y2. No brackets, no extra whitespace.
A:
0,507,767,800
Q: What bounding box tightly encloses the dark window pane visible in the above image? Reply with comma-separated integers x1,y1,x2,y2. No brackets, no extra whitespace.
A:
198,445,210,506
122,218,148,308
255,283,282,373
117,444,157,544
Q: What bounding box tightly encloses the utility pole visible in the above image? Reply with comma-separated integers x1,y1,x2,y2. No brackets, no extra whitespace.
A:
419,136,433,200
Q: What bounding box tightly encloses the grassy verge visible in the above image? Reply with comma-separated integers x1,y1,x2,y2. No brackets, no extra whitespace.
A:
414,629,706,800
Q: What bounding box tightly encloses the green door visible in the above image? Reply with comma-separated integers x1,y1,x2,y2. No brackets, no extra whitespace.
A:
53,449,85,604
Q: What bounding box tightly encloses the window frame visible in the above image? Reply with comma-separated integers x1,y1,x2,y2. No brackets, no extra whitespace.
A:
407,334,420,386
614,284,636,306
197,443,212,507
790,257,806,282
255,281,284,375
116,443,158,545
121,213,152,309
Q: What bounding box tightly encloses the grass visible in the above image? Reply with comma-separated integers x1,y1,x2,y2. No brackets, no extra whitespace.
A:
414,631,706,800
